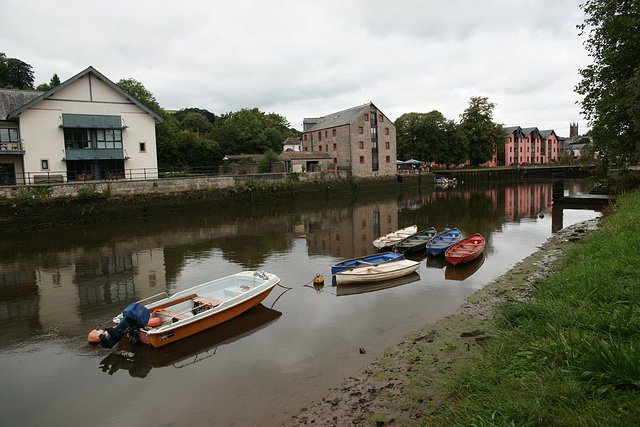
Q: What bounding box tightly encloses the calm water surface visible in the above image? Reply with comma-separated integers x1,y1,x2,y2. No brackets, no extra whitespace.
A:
0,180,600,426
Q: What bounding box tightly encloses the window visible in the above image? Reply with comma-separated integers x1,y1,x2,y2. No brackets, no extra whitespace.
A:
333,143,337,150
41,159,49,170
379,115,383,122
318,132,322,141
319,145,322,151
325,144,328,152
359,156,365,164
358,126,363,134
64,129,91,149
385,127,389,135
96,129,122,149
303,134,308,141
304,146,308,151
359,141,364,149
385,141,390,149
385,155,390,163
364,113,369,121
139,142,147,153
333,157,337,164
0,128,19,142
324,130,328,138
332,129,336,137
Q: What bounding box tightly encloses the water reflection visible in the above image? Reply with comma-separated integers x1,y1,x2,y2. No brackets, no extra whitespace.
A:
0,180,596,349
0,180,601,426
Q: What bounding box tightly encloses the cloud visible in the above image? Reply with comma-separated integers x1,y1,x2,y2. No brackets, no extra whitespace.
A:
0,0,590,135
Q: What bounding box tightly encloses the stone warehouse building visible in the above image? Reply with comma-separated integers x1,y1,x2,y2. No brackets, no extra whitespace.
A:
301,102,397,177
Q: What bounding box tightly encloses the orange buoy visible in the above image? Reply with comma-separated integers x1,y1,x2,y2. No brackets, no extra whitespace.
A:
147,316,162,327
88,329,104,343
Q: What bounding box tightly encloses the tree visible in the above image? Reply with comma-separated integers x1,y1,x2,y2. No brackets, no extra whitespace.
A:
0,53,34,89
459,96,504,165
576,0,640,176
180,112,213,136
35,73,61,91
395,111,468,167
116,78,163,116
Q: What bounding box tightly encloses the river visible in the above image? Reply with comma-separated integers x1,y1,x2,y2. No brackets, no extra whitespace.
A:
0,179,600,426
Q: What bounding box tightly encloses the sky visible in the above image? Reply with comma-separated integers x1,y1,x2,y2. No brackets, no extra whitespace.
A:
0,0,591,137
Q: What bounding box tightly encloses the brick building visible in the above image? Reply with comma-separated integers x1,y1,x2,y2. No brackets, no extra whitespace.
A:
301,102,397,177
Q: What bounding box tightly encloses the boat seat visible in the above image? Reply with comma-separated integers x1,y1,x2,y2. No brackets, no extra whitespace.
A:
153,309,190,323
192,296,223,314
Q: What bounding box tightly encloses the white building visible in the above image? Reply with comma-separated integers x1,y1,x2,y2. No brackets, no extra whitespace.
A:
0,66,163,185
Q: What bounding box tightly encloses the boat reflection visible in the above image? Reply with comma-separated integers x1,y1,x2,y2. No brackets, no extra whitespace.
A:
444,254,485,281
97,304,282,378
336,272,421,297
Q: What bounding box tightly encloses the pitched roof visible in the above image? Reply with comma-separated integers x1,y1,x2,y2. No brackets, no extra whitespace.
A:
3,66,163,123
539,129,557,139
0,89,44,120
303,102,373,132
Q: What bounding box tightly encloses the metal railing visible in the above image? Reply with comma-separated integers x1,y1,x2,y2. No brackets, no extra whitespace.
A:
0,163,313,186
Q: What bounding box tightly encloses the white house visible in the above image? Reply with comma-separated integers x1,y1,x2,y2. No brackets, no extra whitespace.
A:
0,66,163,185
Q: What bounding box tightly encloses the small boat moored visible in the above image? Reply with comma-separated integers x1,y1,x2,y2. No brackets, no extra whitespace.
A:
425,228,463,256
372,225,418,250
394,227,437,253
445,233,485,266
335,259,420,285
331,251,404,275
89,271,281,348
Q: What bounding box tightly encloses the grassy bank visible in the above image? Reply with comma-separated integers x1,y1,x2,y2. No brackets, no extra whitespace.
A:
433,192,640,425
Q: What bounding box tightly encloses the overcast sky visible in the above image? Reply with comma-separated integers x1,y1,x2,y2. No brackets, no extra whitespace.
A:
1,0,591,136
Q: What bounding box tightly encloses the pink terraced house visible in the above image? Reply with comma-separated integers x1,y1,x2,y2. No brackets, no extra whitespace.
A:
500,126,559,166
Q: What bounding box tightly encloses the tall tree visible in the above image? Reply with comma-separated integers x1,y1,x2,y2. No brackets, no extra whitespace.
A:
36,73,61,91
395,111,468,166
0,53,34,89
116,78,163,116
459,96,504,165
576,0,640,176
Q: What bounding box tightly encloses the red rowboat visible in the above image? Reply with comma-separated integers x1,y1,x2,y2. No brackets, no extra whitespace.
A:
445,233,485,266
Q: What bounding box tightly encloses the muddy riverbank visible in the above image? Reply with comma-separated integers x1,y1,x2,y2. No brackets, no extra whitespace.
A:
286,217,601,426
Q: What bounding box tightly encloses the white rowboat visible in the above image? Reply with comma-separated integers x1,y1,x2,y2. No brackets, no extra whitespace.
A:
372,225,418,249
335,259,420,285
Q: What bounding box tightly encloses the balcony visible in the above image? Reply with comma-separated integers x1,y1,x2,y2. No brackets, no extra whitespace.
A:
64,148,126,160
0,141,25,155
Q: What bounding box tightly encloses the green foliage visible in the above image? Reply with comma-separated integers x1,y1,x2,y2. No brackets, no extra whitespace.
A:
436,192,640,425
258,149,280,173
35,73,61,91
288,172,300,183
395,111,468,166
459,96,505,165
77,184,102,198
576,0,640,177
212,108,294,155
0,52,34,89
116,78,163,116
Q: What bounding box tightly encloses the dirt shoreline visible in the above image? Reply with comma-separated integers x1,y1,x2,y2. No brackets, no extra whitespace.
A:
286,218,601,426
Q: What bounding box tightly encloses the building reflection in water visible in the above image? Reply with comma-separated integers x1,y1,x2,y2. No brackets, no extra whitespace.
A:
0,181,596,348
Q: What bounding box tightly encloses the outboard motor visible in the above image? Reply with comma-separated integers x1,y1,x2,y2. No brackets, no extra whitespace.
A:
98,303,151,349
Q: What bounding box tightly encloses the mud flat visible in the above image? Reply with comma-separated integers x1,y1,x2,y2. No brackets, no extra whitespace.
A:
286,218,600,426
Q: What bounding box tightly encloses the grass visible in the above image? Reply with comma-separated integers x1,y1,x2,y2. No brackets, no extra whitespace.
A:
431,192,640,426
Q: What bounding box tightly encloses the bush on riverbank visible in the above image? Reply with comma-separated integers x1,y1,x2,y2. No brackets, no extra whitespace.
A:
435,192,640,425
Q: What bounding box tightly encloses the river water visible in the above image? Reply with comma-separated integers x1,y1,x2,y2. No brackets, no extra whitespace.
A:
0,180,600,426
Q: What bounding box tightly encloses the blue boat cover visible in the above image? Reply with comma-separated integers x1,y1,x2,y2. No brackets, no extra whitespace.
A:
123,302,150,328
